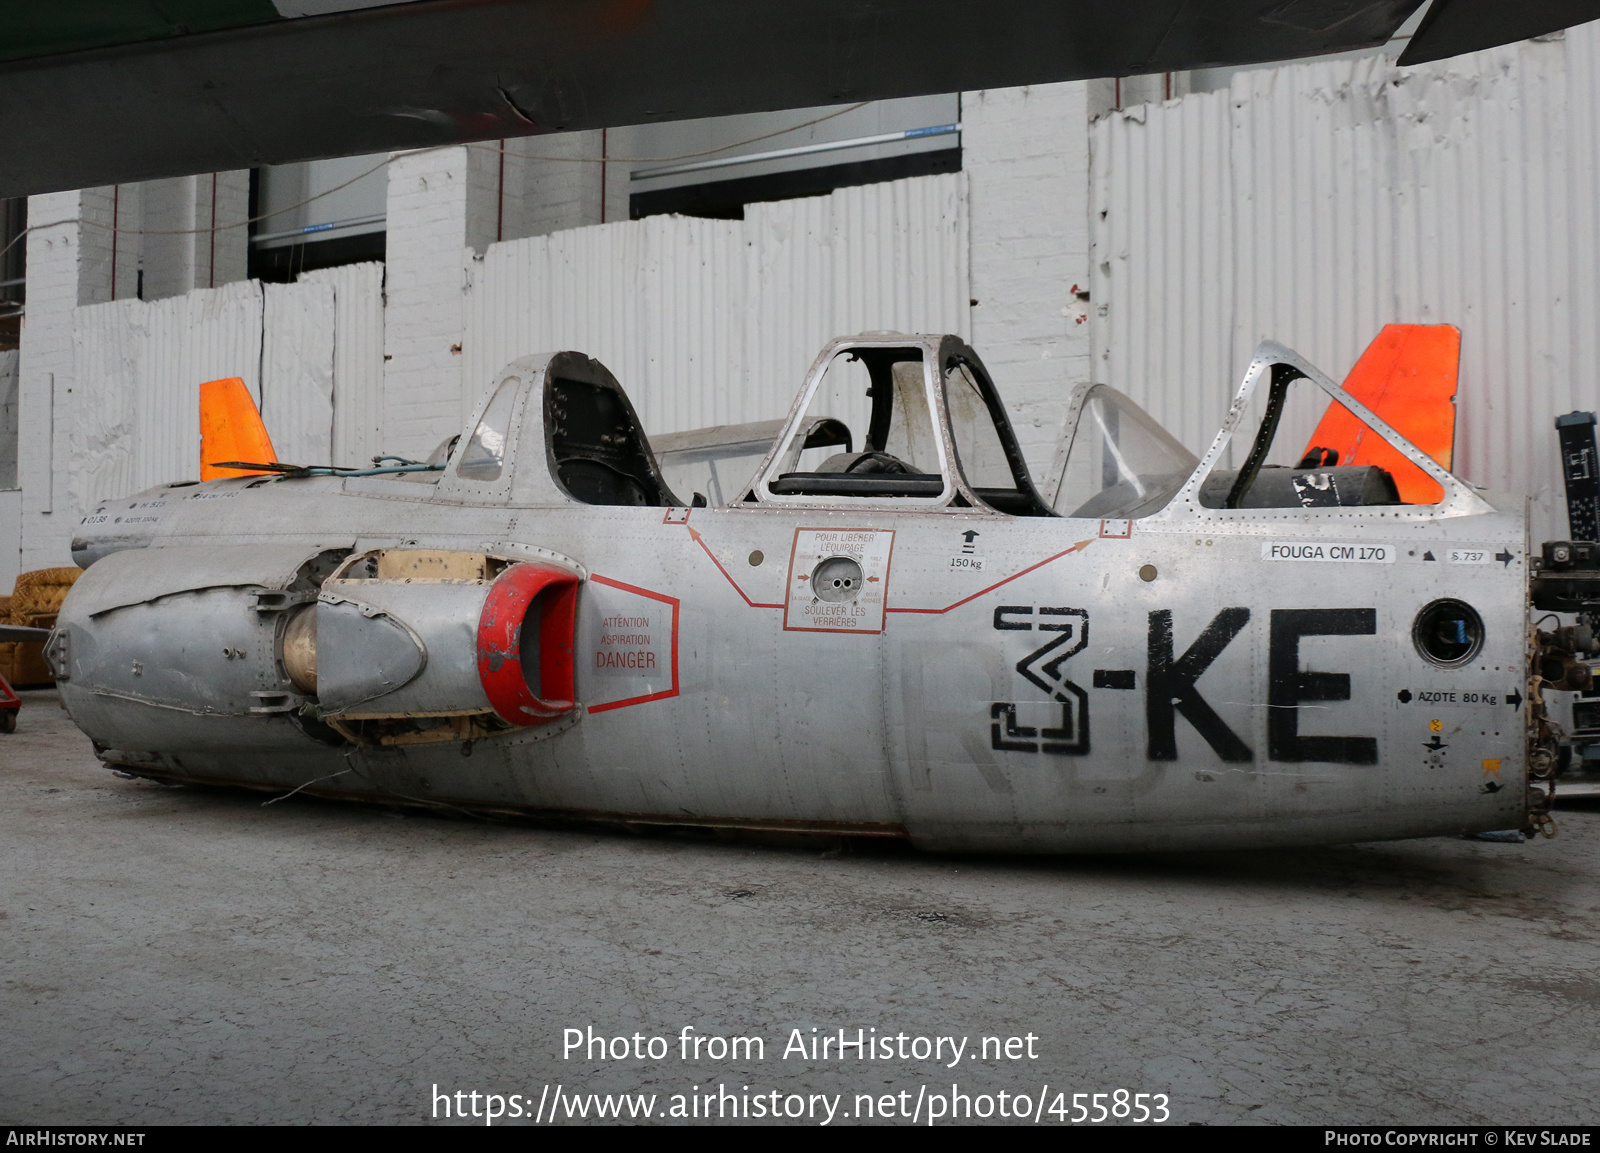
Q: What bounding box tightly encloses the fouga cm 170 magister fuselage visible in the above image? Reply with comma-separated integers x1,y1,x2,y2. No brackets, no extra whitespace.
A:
54,334,1551,851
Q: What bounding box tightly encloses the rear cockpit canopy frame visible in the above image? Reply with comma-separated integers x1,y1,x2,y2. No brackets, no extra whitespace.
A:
1141,340,1492,524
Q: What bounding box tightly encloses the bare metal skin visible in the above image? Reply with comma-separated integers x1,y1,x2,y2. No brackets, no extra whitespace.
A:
54,337,1539,851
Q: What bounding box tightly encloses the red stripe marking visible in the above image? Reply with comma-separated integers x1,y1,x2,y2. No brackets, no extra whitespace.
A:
585,574,681,713
688,527,782,609
884,541,1093,615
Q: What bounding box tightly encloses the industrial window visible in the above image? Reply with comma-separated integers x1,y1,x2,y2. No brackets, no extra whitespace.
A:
0,197,20,490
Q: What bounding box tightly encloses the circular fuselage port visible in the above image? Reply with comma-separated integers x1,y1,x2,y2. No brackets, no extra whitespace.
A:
812,556,864,603
1413,598,1485,667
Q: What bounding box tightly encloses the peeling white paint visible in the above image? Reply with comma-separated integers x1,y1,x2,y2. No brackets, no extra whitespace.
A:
1092,29,1600,541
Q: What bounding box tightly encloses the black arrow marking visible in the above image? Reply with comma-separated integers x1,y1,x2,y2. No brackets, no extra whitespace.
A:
1422,550,1436,561
1507,689,1523,709
1423,735,1448,751
1496,549,1514,566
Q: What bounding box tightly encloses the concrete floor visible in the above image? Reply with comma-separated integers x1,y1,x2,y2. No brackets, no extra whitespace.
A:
2,687,1599,1127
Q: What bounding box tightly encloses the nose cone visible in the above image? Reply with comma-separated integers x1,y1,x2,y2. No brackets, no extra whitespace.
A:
315,601,427,713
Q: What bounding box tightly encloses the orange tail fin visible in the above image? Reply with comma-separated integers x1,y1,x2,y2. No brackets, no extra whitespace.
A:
1302,323,1459,504
200,378,277,481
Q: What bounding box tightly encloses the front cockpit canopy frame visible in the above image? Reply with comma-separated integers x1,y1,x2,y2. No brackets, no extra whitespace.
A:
747,333,1053,516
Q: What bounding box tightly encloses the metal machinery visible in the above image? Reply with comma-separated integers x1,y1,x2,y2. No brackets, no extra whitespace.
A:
1534,413,1600,787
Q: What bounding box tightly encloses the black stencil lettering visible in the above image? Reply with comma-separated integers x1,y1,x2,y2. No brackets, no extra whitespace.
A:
990,702,1038,752
1268,608,1378,764
1039,701,1085,755
994,606,1033,631
1093,669,1136,690
1146,608,1253,762
1017,608,1089,755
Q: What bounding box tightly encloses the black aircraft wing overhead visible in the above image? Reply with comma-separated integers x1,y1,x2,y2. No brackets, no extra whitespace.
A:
1398,0,1600,61
1,0,1597,197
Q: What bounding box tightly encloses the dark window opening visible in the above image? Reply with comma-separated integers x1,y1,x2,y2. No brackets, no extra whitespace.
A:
631,147,961,221
247,168,385,284
249,231,386,284
548,377,680,507
0,196,25,351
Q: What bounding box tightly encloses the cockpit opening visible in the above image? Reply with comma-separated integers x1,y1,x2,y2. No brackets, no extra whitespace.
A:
1196,365,1410,510
756,337,1054,514
548,376,681,508
768,348,947,499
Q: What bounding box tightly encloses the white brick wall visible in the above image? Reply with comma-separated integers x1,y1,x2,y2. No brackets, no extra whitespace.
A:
963,82,1093,477
0,349,17,491
381,146,490,458
19,190,112,569
484,131,626,244
77,186,125,306
517,131,607,237
0,489,18,592
140,172,250,301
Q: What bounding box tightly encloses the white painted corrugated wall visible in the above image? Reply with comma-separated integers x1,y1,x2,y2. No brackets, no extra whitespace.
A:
63,174,959,510
73,281,265,512
462,172,969,435
1091,30,1600,539
306,262,385,469
69,263,385,510
262,280,335,467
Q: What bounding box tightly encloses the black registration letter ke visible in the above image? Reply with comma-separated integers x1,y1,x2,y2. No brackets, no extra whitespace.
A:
1268,608,1378,764
1146,608,1252,762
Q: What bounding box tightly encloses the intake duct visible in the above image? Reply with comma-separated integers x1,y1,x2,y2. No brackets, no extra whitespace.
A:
53,544,580,756
289,549,579,745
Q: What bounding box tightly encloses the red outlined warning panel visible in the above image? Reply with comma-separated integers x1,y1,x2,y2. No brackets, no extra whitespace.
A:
580,575,680,714
783,527,895,634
